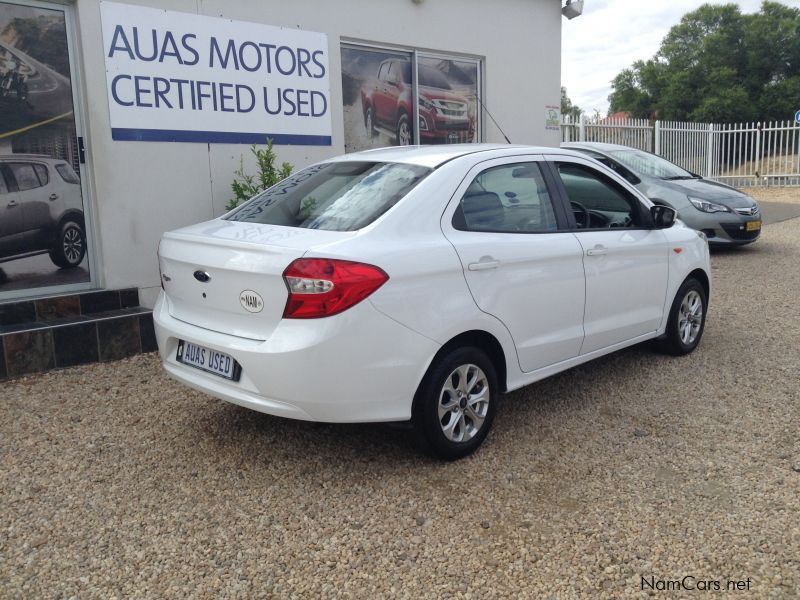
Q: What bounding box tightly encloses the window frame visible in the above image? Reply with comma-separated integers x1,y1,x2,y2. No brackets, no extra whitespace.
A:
341,40,484,146
446,156,571,235
544,158,655,232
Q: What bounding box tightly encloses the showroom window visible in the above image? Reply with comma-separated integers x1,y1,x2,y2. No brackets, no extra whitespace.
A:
340,43,482,152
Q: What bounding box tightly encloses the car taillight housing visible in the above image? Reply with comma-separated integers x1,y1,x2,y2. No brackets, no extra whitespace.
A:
282,258,389,319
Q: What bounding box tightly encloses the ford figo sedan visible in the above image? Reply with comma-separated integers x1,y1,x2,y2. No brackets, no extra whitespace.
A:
562,142,761,245
154,145,711,460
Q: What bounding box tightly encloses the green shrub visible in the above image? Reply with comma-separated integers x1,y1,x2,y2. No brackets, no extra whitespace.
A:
226,140,293,211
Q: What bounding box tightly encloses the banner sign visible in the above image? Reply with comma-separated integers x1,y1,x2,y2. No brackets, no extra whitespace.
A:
100,2,332,145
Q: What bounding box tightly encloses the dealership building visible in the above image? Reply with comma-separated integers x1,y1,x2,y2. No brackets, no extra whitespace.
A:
0,0,572,376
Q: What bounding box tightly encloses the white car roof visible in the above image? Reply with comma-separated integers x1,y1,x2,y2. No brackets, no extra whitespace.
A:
334,144,582,169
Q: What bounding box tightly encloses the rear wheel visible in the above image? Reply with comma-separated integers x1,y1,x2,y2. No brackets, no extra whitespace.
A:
657,277,707,355
49,220,86,269
413,346,497,460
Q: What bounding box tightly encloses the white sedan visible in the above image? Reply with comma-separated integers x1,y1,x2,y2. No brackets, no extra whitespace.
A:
154,144,711,459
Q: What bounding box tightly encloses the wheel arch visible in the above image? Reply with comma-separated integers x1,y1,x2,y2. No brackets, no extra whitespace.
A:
687,267,710,302
57,209,85,230
412,329,509,418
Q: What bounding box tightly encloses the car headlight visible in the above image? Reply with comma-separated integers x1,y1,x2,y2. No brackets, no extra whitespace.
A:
689,197,731,213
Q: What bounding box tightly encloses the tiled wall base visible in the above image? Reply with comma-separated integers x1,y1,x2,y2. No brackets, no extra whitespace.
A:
0,289,156,380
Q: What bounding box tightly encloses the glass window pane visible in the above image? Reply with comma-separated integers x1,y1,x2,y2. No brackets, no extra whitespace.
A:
455,163,558,233
33,164,48,186
340,45,414,152
556,162,643,228
55,163,80,184
9,163,40,191
227,161,431,232
417,56,479,145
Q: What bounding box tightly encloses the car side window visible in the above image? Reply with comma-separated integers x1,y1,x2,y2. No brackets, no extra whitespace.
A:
556,162,647,229
0,169,8,195
33,164,49,186
453,162,559,233
9,163,42,192
378,63,388,82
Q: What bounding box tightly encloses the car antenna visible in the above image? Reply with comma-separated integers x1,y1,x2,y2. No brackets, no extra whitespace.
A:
475,95,512,144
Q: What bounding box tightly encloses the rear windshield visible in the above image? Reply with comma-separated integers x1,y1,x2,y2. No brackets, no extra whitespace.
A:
226,161,431,231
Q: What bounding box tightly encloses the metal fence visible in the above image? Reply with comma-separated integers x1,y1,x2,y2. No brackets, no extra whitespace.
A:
561,115,800,187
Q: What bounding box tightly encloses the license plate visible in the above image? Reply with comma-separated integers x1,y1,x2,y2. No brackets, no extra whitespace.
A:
746,220,761,232
176,340,240,381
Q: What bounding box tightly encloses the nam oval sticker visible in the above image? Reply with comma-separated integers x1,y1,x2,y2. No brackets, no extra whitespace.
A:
239,290,264,313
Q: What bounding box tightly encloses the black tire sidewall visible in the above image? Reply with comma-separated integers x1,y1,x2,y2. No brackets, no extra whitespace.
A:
666,278,706,354
413,346,498,460
396,113,410,146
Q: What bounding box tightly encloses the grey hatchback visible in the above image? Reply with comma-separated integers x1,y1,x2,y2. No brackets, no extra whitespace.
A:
562,142,761,245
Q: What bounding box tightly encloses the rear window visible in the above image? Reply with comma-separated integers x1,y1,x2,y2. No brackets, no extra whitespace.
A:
226,161,431,231
55,163,80,184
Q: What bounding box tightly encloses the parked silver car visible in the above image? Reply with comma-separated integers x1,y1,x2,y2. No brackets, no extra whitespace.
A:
562,142,761,245
0,155,86,268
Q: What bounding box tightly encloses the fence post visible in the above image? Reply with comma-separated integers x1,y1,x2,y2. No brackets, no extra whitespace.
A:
755,122,762,180
579,113,586,142
705,123,714,178
654,120,661,155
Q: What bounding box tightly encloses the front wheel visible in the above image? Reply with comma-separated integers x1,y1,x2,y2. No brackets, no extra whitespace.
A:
396,112,411,146
49,220,86,269
657,277,707,355
413,347,497,460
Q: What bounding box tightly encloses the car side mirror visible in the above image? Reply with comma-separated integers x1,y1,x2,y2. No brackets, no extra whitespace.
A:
651,205,676,229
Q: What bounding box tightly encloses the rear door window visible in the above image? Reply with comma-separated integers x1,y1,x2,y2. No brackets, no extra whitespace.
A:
227,161,431,231
56,164,80,184
0,169,8,194
8,163,41,191
33,164,49,186
453,162,559,233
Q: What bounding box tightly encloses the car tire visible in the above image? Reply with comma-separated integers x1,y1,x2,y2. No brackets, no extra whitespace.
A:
413,346,498,460
657,277,707,356
49,220,86,269
396,112,411,146
365,106,376,139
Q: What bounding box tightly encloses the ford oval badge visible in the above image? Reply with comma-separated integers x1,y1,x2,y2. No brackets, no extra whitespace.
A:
239,290,264,313
193,270,211,283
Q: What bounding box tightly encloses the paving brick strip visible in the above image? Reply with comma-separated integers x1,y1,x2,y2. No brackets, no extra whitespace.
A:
2,217,799,598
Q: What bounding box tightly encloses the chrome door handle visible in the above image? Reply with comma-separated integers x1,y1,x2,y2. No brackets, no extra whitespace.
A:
468,258,499,271
586,245,608,256
49,193,59,201
7,200,17,207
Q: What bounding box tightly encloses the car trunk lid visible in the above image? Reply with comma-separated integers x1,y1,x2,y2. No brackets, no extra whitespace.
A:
158,220,354,340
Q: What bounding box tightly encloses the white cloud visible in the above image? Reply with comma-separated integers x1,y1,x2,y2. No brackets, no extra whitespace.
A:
562,0,766,115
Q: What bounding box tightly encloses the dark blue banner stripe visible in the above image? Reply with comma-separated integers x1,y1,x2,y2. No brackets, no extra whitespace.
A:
111,128,332,146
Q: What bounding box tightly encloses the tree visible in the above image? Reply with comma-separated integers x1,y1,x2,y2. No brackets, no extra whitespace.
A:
560,87,582,119
607,1,800,123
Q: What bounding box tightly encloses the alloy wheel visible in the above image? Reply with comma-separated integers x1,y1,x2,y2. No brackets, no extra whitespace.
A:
63,226,84,265
438,364,490,442
678,289,703,345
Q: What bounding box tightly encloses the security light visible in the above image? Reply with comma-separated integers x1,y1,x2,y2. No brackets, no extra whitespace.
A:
562,0,584,19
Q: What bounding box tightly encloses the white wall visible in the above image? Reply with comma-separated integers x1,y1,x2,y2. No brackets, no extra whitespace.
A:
73,0,562,307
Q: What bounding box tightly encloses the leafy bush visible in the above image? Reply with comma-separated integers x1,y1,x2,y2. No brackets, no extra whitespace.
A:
226,140,293,211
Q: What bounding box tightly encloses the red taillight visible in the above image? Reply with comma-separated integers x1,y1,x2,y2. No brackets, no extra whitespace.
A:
282,258,389,319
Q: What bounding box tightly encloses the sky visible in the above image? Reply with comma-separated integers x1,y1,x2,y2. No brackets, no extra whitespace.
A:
561,0,770,116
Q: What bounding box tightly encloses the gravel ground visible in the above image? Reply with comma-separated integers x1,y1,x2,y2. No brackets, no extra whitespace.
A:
2,220,799,599
737,186,800,205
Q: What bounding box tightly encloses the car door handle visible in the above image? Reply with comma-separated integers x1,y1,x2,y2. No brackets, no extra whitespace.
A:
7,200,17,207
49,193,59,201
586,245,608,257
468,257,499,271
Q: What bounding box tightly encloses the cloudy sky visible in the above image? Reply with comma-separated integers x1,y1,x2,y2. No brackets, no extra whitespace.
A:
562,0,768,116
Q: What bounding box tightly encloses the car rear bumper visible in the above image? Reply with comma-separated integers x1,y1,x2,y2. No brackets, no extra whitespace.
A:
153,292,439,423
